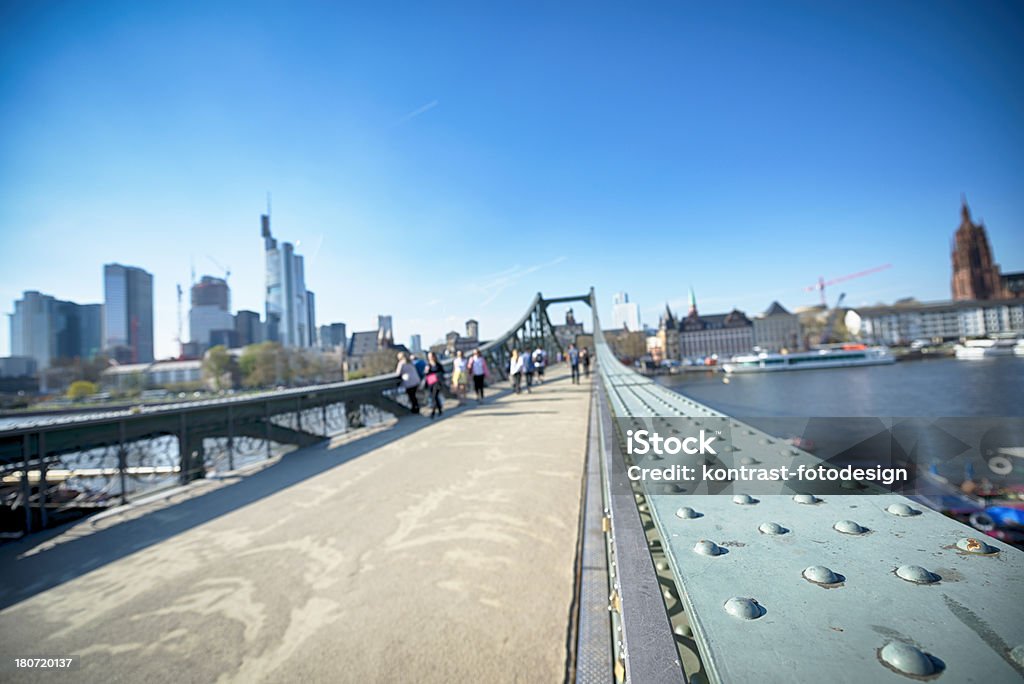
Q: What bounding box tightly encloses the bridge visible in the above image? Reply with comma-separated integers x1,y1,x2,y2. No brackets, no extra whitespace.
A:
0,291,1021,683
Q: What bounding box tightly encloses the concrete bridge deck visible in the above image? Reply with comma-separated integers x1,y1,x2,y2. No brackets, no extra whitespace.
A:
0,368,592,683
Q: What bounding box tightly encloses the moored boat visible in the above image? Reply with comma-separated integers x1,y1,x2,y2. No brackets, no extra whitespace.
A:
722,344,895,374
954,337,1019,360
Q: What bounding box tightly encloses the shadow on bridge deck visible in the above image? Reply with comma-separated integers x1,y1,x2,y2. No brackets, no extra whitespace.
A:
0,366,593,683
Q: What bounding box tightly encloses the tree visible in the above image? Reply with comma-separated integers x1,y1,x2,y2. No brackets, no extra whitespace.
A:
239,341,289,388
202,345,238,390
360,349,400,378
66,380,98,401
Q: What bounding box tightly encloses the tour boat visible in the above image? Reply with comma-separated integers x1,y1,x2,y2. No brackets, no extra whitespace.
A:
954,338,1019,360
722,344,895,374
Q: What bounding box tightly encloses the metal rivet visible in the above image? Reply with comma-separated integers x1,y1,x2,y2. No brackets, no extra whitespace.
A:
758,522,788,535
724,597,764,620
656,561,668,571
895,565,939,584
879,642,937,676
693,539,722,556
732,494,757,505
886,503,920,517
740,456,760,465
638,504,649,512
834,520,868,535
793,494,820,504
759,438,773,445
674,624,692,637
1010,645,1024,667
676,506,701,519
803,565,841,586
956,537,998,555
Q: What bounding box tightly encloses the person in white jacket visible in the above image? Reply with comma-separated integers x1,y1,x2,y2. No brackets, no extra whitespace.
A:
396,352,421,413
468,349,489,402
509,349,525,394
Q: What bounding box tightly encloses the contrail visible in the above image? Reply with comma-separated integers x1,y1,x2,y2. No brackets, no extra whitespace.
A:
393,100,439,126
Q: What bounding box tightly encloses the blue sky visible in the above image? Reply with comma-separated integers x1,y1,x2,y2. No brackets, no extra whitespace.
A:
2,1,1022,358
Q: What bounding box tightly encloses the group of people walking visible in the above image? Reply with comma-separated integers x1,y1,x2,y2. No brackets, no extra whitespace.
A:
508,347,547,394
396,343,588,417
396,351,447,418
566,343,590,384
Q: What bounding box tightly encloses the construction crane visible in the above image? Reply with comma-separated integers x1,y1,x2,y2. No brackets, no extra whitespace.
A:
207,256,231,284
805,264,892,306
819,293,847,345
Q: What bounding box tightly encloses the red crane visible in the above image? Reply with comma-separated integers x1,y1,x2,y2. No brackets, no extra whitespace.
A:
805,264,892,306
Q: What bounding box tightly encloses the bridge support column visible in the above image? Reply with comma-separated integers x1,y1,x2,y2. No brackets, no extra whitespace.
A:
38,432,47,529
264,402,272,459
21,434,31,534
226,407,235,471
118,421,128,505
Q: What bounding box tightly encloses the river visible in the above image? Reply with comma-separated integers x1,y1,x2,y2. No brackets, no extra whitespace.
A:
655,356,1024,418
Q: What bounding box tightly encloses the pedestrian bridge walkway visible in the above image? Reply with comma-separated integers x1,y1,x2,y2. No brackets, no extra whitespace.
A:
0,367,593,683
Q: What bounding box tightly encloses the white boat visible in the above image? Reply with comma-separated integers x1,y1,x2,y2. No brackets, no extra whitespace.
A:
954,338,1019,360
722,345,895,374
1017,341,1024,357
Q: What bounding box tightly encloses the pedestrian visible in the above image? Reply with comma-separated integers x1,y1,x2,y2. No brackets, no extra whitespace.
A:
451,349,468,400
424,351,446,419
469,348,489,402
412,354,427,379
396,352,421,413
510,349,525,394
568,343,580,384
581,347,591,378
522,347,535,393
532,347,546,384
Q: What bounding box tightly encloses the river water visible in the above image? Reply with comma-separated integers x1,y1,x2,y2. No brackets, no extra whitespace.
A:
655,356,1024,418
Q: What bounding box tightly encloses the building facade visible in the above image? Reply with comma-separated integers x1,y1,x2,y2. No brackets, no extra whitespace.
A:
851,299,1024,344
675,290,754,358
306,291,317,346
611,292,642,331
9,291,103,369
951,199,1022,300
189,275,234,353
753,301,803,351
319,322,347,350
104,263,154,363
262,213,311,348
235,310,264,347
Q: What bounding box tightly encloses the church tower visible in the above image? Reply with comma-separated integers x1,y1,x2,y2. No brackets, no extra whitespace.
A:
951,197,1003,300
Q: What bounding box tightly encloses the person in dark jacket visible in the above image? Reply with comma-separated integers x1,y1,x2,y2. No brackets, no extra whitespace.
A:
424,351,446,419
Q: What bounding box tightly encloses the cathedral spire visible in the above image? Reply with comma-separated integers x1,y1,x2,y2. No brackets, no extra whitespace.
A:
960,193,971,224
687,286,698,317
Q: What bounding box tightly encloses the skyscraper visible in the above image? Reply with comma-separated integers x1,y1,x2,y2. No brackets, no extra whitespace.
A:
189,275,233,351
191,275,230,310
104,264,154,363
306,291,317,346
235,310,263,347
319,322,346,350
611,292,641,331
9,291,103,368
262,213,310,347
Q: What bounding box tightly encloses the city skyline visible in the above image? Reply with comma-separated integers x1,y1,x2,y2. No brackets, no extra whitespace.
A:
2,2,1023,358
